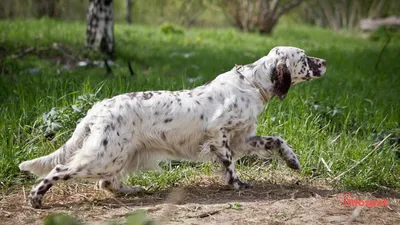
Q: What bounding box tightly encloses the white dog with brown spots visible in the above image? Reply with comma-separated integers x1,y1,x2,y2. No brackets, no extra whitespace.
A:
20,46,327,208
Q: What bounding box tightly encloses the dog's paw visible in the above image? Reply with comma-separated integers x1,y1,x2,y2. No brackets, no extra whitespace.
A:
286,157,301,170
29,195,42,209
234,180,253,190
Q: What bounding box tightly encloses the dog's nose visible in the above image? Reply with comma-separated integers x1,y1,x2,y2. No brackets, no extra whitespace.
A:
321,60,327,67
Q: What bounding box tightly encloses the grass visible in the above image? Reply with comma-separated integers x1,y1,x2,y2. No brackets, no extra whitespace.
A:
0,19,399,191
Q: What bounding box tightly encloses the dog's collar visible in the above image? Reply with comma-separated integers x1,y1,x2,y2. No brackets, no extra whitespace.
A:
235,64,269,104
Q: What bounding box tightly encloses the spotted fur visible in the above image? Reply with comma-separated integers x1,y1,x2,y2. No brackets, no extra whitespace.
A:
19,46,327,208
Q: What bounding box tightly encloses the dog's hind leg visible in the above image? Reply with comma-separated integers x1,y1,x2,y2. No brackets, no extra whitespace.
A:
27,164,97,208
245,135,301,170
28,148,130,208
28,161,128,208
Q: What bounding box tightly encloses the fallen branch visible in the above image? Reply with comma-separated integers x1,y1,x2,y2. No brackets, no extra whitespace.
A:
360,16,400,31
12,47,36,59
12,44,75,61
53,44,75,60
187,209,222,218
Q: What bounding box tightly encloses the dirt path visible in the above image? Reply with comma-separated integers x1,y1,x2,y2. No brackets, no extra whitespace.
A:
1,180,399,225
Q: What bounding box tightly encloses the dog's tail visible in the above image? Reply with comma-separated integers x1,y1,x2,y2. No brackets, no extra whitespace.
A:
19,144,73,177
19,122,88,177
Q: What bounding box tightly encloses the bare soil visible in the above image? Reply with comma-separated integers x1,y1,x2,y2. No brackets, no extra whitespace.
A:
1,179,399,225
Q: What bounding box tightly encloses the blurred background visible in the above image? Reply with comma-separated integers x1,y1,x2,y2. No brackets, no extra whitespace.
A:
1,0,399,32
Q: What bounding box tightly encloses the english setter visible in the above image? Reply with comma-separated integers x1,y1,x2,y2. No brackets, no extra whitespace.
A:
20,46,327,208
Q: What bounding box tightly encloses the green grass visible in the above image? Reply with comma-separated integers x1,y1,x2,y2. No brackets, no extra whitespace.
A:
0,19,399,191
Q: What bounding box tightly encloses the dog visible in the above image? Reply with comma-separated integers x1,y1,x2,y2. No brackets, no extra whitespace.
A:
19,46,327,208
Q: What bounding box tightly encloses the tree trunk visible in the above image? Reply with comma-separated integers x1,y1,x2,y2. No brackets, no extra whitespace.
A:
126,0,133,24
348,0,360,29
86,0,114,55
258,15,278,34
319,0,340,31
368,0,387,19
223,0,304,35
36,0,59,18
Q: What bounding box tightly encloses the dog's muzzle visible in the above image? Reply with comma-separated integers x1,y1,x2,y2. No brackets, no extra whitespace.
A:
307,56,327,77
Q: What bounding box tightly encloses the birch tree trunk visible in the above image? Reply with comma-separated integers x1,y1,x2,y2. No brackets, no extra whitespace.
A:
86,0,114,55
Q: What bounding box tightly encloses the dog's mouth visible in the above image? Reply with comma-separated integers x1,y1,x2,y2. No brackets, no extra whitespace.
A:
307,56,327,77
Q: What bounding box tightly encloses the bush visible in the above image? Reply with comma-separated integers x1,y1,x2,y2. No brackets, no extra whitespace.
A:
160,23,185,35
38,93,99,138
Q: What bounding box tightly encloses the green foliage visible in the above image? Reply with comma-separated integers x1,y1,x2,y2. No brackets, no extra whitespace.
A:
228,202,244,210
43,211,158,225
44,214,81,225
124,211,158,225
160,23,185,35
369,26,400,42
39,93,99,136
0,19,399,192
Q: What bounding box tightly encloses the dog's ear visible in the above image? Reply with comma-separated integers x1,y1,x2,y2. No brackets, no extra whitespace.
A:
271,62,291,100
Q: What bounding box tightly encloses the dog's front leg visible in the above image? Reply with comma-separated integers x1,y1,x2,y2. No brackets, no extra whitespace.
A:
210,128,252,189
245,136,301,170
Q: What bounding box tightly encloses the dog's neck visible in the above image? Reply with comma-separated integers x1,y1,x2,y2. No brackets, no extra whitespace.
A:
236,60,275,103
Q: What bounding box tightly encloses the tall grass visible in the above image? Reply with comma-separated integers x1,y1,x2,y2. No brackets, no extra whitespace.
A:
0,19,399,190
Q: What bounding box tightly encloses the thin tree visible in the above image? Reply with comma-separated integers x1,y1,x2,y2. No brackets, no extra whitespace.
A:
36,0,59,18
126,0,133,24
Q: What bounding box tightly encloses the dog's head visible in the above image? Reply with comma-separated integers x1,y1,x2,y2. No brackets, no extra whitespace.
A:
261,46,327,99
